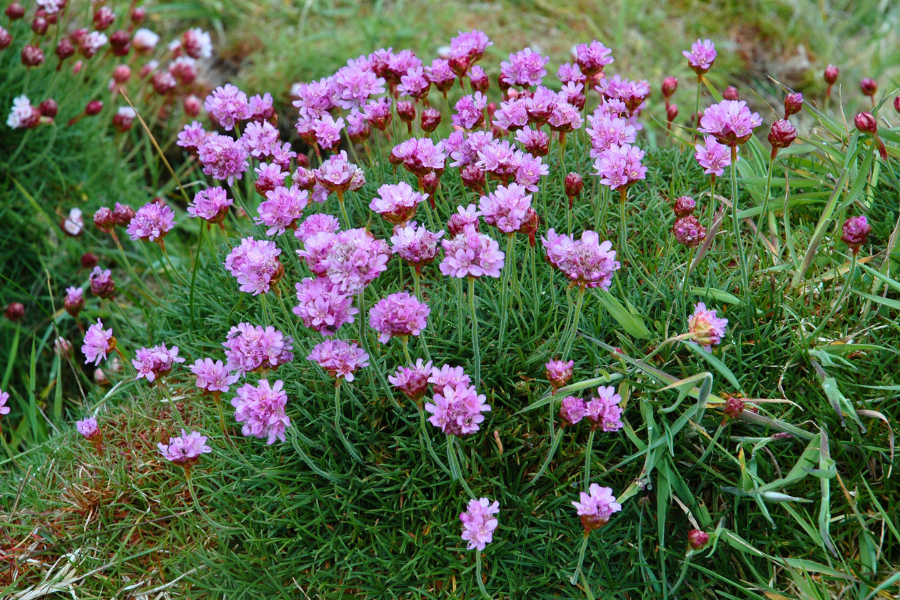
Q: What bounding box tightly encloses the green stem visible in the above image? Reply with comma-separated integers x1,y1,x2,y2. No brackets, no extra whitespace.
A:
730,147,750,302
618,187,628,262
561,287,586,358
334,381,364,465
337,190,350,229
468,276,481,388
401,336,413,364
692,74,702,143
749,153,777,268
412,266,422,300
584,429,596,491
570,531,591,585
498,235,514,354
447,435,475,497
475,549,491,599
417,402,450,474
707,176,716,234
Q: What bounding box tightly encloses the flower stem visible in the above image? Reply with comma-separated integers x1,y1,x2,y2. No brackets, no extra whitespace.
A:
447,435,475,498
707,175,716,233
749,153,777,268
475,549,491,599
583,429,596,491
618,187,628,261
530,426,563,484
570,531,591,585
561,286,586,358
468,276,481,388
401,336,413,364
692,74,702,143
730,147,750,301
412,266,422,300
498,235,513,354
337,190,350,229
334,381,364,464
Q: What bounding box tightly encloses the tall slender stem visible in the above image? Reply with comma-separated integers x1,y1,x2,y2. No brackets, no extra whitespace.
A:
584,429,596,491
475,550,491,599
468,276,481,388
498,235,513,354
334,380,364,464
707,175,716,233
618,187,628,261
412,266,422,300
570,531,591,585
692,74,702,143
730,147,750,300
337,190,350,229
749,153,777,268
561,287,586,358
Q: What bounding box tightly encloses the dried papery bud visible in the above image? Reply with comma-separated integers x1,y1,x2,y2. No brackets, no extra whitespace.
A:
85,100,103,116
93,207,116,233
396,100,416,123
112,64,131,84
841,215,871,252
672,215,707,248
687,529,710,550
5,3,24,19
723,86,739,101
31,16,48,36
420,107,441,132
723,395,744,419
81,252,98,269
183,94,201,117
854,112,877,134
859,78,877,97
21,45,45,67
673,196,696,217
109,30,131,56
783,92,803,118
38,98,58,118
666,103,678,122
564,172,584,199
0,27,11,50
460,164,485,192
131,6,146,24
93,7,115,31
5,303,25,322
768,119,798,157
662,76,678,99
55,38,75,62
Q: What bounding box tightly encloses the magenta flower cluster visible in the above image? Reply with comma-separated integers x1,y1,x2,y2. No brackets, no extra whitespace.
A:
369,292,431,344
132,343,185,382
460,497,500,551
231,379,291,444
542,230,620,290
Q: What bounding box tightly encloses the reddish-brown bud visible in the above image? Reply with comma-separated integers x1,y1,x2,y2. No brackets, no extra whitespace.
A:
420,107,441,132
687,529,710,550
673,196,696,217
93,207,116,233
38,98,58,118
55,38,75,61
824,64,839,86
859,78,877,97
564,172,584,199
81,252,99,269
131,6,146,24
894,96,900,114
85,100,103,115
420,172,440,197
666,103,678,122
448,55,470,78
5,2,24,19
396,100,416,123
151,71,176,95
112,64,131,84
469,68,489,93
723,86,739,101
112,203,135,226
31,16,48,36
93,6,115,30
783,92,803,118
661,76,678,98
854,112,877,134
183,94,201,117
0,27,11,50
723,396,745,419
21,44,45,67
109,30,131,56
69,28,88,46
460,164,485,192
5,302,25,322
518,208,540,246
768,119,798,153
841,216,871,250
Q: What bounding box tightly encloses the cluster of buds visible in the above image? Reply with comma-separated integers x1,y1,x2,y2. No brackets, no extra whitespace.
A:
767,91,802,159
661,75,679,133
671,196,706,248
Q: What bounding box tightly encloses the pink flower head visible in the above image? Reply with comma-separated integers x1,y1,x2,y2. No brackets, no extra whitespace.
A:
475,139,519,181
541,229,620,290
386,49,422,83
449,30,492,63
479,183,533,233
240,120,280,159
126,203,175,243
268,142,296,172
315,151,362,193
65,286,84,317
683,39,717,75
513,153,548,193
182,27,212,59
249,93,275,121
333,63,386,109
296,230,337,276
224,237,284,295
460,497,499,551
322,228,391,294
188,187,232,224
76,416,101,441
548,101,583,133
7,95,40,129
158,429,211,467
492,98,529,132
292,78,335,119
255,162,288,196
89,267,116,299
190,358,239,394
295,214,340,244
558,63,587,85
425,59,456,91
307,339,369,382
694,135,733,177
204,84,250,131
293,277,357,336
398,66,430,99
453,92,487,130
428,364,472,394
515,128,550,157
256,186,309,235
594,143,647,191
231,379,291,444
524,86,558,126
672,215,707,248
586,114,636,156
393,138,447,176
177,121,206,151
500,47,549,88
311,114,345,151
439,225,505,278
223,323,294,376
447,204,482,236
363,96,393,130
448,130,495,167
575,40,614,76
390,222,444,267
79,31,108,58
346,109,370,142
198,133,249,185
546,359,574,390
585,385,623,432
687,302,728,351
699,100,762,147
559,396,586,426
841,215,871,250
82,319,114,365
389,359,433,402
370,181,426,225
572,484,622,531
559,82,586,110
0,389,9,416
425,382,491,436
369,292,431,344
132,343,185,382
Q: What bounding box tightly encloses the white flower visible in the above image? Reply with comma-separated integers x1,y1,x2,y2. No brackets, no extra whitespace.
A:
132,28,160,52
7,95,33,129
63,208,84,236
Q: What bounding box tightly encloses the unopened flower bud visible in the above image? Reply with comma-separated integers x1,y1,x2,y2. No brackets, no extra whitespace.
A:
93,6,114,30
89,267,116,299
111,64,131,84
723,395,744,419
93,207,116,233
564,172,584,199
151,71,176,95
396,100,416,123
895,96,900,114
35,8,56,24
38,98,58,118
21,44,45,67
859,78,877,97
768,119,798,157
5,3,24,19
69,28,88,47
460,164,485,192
518,208,540,246
672,215,707,248
31,16,48,35
94,368,109,385
723,86,739,101
420,107,441,132
469,68,489,93
420,172,440,197
183,94,201,117
673,196,696,217
85,100,104,116
55,337,74,359
841,216,871,251
666,103,678,122
824,64,839,86
687,529,710,550
81,252,98,269
546,359,574,390
448,55,470,78
0,27,11,50
112,203,135,226
131,6,146,24
661,76,678,98
497,74,510,93
854,112,877,134
5,302,25,322
109,30,131,56
55,38,75,61
783,92,803,118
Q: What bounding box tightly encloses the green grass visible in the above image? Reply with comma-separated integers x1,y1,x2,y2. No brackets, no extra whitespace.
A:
2,0,900,597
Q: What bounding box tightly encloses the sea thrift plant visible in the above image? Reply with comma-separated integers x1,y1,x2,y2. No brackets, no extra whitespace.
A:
190,359,239,394
439,225,505,279
368,292,431,344
256,186,309,235
459,497,499,551
369,182,426,225
573,484,622,531
223,323,294,375
585,386,624,432
321,229,391,294
542,230,620,290
188,187,233,226
293,278,358,335
231,379,291,444
546,359,574,390
389,359,433,402
223,237,284,295
126,203,176,246
687,303,728,351
158,430,211,469
307,339,370,382
82,320,116,366
132,343,185,382
424,382,491,436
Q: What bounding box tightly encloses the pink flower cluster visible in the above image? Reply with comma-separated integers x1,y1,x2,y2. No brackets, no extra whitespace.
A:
198,133,248,185
557,386,623,431
542,230,620,290
699,100,762,147
222,323,294,375
231,379,291,444
500,47,549,88
424,366,490,436
76,417,101,441
687,303,728,351
188,187,232,224
133,343,185,382
439,224,505,279
389,359,433,402
390,222,444,267
126,202,175,243
307,340,370,382
459,497,499,551
368,292,431,344
572,484,622,531
256,186,309,235
545,359,574,390
190,358,239,394
82,319,115,366
594,143,647,191
320,229,391,294
369,182,425,225
695,136,733,177
223,237,284,295
158,429,211,467
293,277,357,336
479,183,533,234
